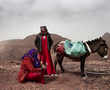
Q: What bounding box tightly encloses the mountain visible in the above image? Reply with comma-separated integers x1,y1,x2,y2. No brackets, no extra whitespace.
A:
103,32,110,46
0,32,109,61
0,34,66,60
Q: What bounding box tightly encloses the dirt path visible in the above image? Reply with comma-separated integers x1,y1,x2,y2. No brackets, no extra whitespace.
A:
0,59,110,90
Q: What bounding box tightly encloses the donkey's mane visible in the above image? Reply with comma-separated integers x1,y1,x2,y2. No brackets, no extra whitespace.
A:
86,37,102,45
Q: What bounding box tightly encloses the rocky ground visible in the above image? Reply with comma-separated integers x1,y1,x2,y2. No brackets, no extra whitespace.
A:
0,33,110,90
0,57,110,90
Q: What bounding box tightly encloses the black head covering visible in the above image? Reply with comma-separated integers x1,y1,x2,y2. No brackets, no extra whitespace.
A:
40,26,48,32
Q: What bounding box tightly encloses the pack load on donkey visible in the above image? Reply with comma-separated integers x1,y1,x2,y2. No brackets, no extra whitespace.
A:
56,40,87,57
64,40,87,57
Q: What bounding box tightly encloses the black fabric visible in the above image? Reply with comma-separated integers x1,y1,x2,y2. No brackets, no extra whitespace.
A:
35,32,53,52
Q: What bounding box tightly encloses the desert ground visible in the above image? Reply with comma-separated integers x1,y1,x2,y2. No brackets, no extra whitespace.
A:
0,56,110,90
0,33,110,90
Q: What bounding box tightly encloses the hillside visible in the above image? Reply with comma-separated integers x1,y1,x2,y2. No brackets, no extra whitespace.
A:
0,34,66,60
0,32,109,61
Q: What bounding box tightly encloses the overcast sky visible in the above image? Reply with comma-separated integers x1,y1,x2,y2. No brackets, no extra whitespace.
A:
0,0,110,41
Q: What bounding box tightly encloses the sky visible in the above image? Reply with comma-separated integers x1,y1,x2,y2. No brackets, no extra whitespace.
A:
0,0,110,41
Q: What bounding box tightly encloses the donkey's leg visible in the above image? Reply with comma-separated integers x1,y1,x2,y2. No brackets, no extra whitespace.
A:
80,56,86,77
57,54,64,73
54,54,58,72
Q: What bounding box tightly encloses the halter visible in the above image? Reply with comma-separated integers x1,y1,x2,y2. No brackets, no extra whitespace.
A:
84,42,92,54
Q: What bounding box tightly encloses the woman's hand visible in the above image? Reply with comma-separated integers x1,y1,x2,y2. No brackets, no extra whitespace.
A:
41,64,46,70
37,53,40,60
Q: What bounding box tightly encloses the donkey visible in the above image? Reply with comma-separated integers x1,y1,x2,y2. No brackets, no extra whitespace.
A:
53,37,109,77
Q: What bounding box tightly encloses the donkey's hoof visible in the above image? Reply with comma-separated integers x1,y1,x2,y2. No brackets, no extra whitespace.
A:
82,76,88,80
81,74,85,77
81,73,88,77
61,69,65,73
81,73,88,80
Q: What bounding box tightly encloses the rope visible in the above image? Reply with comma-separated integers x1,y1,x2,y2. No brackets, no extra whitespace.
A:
87,71,110,75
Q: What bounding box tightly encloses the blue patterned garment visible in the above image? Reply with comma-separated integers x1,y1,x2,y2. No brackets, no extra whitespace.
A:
64,40,87,57
22,48,41,68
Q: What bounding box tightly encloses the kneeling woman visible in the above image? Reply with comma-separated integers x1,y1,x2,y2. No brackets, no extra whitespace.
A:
18,49,45,84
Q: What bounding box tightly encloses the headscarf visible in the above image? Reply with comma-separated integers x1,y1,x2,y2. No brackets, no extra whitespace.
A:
40,26,48,36
22,48,41,68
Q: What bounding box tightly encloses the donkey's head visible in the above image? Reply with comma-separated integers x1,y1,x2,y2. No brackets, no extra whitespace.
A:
91,37,109,59
88,37,108,59
97,38,108,59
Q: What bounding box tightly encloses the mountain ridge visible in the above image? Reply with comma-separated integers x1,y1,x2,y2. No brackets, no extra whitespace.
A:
0,33,109,60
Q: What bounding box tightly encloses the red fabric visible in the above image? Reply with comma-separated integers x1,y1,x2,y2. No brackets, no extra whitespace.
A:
56,44,64,55
40,35,56,75
18,57,44,83
26,72,44,84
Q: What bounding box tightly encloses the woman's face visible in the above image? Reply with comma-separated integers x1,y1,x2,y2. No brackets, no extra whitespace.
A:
41,28,47,32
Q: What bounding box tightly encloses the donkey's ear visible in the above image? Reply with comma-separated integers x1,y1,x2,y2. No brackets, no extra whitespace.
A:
99,37,103,40
99,37,102,39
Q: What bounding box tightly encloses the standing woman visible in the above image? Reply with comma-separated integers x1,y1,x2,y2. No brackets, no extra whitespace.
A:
35,26,56,76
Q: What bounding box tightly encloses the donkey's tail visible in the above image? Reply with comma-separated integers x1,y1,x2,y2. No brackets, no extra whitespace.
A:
52,41,61,57
53,42,59,53
51,42,59,61
53,40,65,54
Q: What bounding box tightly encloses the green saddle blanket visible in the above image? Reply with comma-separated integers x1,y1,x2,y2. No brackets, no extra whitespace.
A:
64,40,87,57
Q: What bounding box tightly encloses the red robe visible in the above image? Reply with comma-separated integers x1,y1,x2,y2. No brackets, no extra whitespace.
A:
40,35,56,75
18,57,44,84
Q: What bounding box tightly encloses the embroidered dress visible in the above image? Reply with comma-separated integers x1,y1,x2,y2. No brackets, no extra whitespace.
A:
40,35,56,75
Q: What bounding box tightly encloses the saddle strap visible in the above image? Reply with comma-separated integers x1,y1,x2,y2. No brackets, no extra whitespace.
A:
84,42,92,53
